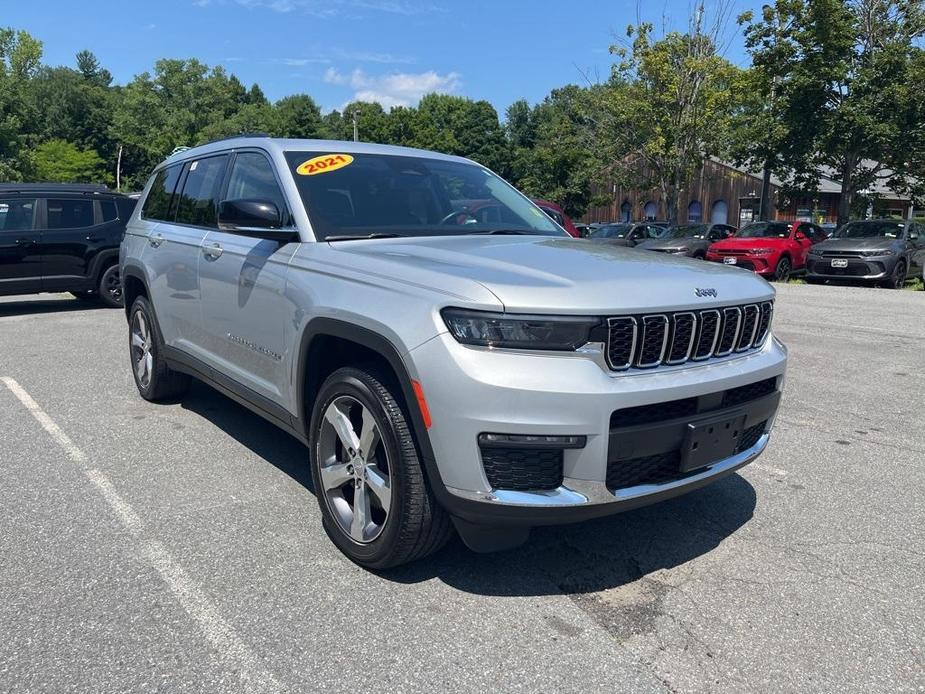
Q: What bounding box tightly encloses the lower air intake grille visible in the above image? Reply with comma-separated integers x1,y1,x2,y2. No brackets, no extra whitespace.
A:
605,420,769,492
481,448,563,491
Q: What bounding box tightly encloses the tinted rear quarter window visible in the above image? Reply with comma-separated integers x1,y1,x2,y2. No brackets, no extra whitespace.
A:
142,166,182,221
101,200,118,222
47,199,94,229
175,155,229,228
0,198,36,231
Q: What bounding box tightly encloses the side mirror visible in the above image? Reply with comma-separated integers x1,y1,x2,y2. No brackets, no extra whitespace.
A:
218,199,298,242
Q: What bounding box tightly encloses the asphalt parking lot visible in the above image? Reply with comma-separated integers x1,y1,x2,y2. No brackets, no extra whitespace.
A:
1,283,923,693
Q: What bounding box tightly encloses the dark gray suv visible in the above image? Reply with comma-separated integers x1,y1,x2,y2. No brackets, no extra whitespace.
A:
805,219,925,288
636,223,737,259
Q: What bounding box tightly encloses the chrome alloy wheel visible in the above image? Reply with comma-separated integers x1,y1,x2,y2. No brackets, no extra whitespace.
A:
131,311,153,388
317,396,392,544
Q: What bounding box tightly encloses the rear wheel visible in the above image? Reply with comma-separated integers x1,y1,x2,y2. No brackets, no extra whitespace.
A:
309,365,452,569
882,261,906,289
98,265,124,308
773,256,791,282
129,296,190,401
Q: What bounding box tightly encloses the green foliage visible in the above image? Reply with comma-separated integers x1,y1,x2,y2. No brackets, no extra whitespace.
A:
30,139,108,183
738,0,925,223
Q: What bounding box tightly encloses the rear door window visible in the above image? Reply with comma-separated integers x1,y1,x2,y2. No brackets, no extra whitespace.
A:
0,198,36,231
46,199,94,229
142,165,183,221
101,200,118,222
175,155,229,228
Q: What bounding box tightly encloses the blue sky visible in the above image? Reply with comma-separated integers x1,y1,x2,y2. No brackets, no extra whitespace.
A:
5,0,760,114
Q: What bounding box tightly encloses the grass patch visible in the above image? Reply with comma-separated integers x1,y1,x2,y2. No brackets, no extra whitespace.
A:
904,277,924,291
787,278,807,285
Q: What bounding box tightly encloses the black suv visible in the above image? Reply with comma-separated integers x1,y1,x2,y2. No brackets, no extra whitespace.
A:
0,183,136,307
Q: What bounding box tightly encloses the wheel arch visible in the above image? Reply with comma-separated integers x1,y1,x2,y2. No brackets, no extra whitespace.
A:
121,265,150,320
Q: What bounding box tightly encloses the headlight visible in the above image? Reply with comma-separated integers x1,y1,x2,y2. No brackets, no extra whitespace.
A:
441,308,599,350
861,249,892,257
808,247,824,256
751,247,774,255
671,247,690,254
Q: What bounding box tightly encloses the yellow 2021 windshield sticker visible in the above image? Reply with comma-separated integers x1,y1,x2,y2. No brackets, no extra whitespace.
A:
296,154,354,176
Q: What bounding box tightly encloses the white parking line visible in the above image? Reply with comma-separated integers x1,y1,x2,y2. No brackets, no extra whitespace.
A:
2,376,88,466
2,376,282,694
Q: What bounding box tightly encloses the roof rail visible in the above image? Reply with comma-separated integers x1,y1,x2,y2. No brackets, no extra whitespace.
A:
0,182,112,194
203,132,271,146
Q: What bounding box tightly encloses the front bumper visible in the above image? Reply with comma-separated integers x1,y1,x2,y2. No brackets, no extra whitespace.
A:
706,252,774,274
410,331,787,525
805,256,895,279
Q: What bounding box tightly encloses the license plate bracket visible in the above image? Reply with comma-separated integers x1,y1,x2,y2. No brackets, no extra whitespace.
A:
723,256,737,265
831,258,848,268
680,412,748,472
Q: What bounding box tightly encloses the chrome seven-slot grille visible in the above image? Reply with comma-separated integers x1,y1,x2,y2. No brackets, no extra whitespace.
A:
607,301,773,371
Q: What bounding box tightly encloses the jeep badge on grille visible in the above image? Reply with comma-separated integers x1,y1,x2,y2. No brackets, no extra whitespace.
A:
695,288,718,298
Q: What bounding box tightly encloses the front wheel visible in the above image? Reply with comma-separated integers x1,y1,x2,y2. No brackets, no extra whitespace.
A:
882,261,906,289
773,256,791,282
309,366,452,569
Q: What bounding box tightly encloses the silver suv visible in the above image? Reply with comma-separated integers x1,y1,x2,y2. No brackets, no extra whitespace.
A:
121,137,787,568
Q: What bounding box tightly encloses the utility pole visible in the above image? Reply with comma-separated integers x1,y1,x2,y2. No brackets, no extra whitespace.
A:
352,107,359,142
115,144,123,192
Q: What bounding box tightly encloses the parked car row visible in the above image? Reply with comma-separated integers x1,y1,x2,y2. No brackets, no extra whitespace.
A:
581,216,924,288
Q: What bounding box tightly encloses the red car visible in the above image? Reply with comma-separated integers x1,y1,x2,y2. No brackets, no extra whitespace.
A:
706,220,827,280
532,199,580,238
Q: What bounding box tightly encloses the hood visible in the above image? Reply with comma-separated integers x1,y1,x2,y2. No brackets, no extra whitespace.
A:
325,235,774,314
812,236,900,252
710,236,791,251
588,237,634,247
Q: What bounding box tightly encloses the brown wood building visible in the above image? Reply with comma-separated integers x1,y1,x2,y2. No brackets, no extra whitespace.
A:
582,158,916,227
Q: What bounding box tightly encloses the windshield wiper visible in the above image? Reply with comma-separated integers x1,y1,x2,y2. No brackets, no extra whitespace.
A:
325,233,406,242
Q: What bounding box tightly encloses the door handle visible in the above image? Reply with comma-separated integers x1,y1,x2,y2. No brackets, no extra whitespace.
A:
15,238,36,247
203,243,223,259
86,234,102,242
149,233,165,248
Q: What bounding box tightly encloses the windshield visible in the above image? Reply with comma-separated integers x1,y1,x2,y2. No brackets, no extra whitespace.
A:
284,151,563,240
592,224,632,239
738,222,791,239
663,224,708,240
835,221,904,239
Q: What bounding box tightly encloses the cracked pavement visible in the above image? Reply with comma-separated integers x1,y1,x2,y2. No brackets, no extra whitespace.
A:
0,282,923,693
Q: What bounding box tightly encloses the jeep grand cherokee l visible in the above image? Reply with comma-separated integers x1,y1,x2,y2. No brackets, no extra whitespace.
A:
121,137,787,569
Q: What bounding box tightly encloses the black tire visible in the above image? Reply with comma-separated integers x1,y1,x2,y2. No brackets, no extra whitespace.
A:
773,256,792,282
309,365,452,569
98,264,124,308
128,296,190,402
882,261,906,290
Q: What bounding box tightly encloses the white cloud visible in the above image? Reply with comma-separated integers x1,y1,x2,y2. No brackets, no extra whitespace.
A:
324,67,461,109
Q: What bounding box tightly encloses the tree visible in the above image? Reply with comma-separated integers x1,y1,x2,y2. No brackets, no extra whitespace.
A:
740,0,925,224
599,8,741,223
30,139,108,183
275,94,325,139
0,28,43,179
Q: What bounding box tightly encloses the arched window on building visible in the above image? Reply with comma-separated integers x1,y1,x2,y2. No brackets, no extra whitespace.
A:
711,199,729,224
620,201,631,222
688,200,703,222
643,201,657,221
